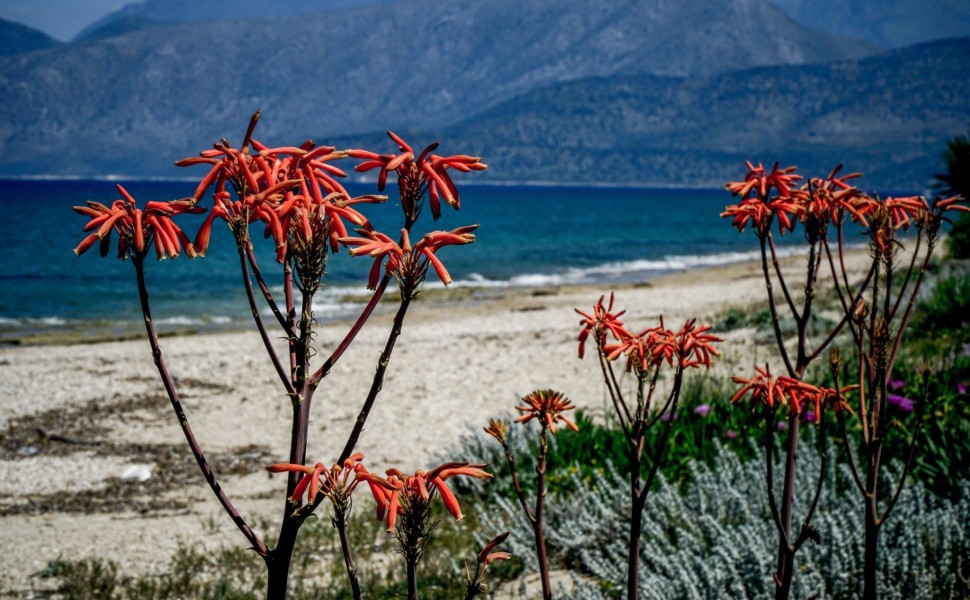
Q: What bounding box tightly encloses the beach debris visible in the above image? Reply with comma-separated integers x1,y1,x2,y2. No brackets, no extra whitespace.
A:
120,464,153,482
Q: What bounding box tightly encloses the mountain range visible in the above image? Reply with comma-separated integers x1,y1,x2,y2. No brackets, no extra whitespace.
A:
0,0,967,190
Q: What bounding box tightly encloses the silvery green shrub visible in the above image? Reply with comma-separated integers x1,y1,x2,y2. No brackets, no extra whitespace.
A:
467,431,970,599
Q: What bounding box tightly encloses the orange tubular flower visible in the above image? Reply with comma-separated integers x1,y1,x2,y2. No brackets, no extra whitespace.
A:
722,162,803,236
73,185,203,260
731,364,785,410
798,164,866,232
725,161,801,199
600,316,720,374
674,319,722,369
575,293,629,359
177,118,392,262
477,531,511,565
483,418,510,443
340,229,407,289
468,531,512,592
731,365,853,422
515,389,579,433
348,132,486,220
266,453,389,507
339,224,478,289
413,225,478,285
364,462,492,531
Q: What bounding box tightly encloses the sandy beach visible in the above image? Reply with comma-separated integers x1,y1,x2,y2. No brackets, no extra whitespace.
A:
0,249,872,596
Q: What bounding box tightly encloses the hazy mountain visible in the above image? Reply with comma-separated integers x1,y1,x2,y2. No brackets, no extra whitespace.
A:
0,17,62,56
76,0,390,41
769,0,970,47
0,0,876,180
401,37,970,190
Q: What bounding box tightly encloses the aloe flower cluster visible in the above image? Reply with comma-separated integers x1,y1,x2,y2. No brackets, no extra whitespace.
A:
72,113,492,600
73,187,204,260
722,160,967,600
574,293,720,599
731,364,855,424
485,390,579,600
364,462,492,599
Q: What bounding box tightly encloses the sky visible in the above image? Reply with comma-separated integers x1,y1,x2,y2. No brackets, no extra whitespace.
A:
0,0,130,41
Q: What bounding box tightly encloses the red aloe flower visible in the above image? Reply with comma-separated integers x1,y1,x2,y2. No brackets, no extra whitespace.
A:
266,453,389,506
725,161,801,199
339,224,478,289
600,317,720,373
575,293,629,358
798,164,866,232
722,162,803,236
266,462,326,505
885,195,930,230
483,418,510,443
515,389,579,433
603,326,662,372
467,531,512,595
73,184,204,260
348,132,486,220
731,365,854,422
177,116,390,261
673,319,722,369
363,462,491,531
477,531,512,566
339,229,407,289
731,364,785,410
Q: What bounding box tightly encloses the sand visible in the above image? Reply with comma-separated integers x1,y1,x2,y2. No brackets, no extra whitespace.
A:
0,248,873,595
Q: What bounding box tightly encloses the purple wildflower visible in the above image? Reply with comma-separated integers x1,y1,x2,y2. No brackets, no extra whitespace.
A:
887,394,914,413
888,379,905,391
660,412,678,423
958,383,968,395
695,404,711,417
804,410,816,423
725,429,738,440
777,421,789,431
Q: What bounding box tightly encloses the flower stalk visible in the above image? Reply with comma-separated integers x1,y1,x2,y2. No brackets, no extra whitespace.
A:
724,161,967,597
74,116,486,599
575,297,719,599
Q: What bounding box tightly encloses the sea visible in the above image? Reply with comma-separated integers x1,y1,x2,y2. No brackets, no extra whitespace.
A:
0,178,816,344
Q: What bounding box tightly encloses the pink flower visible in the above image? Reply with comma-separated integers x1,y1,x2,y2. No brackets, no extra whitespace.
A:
694,404,711,417
887,394,914,413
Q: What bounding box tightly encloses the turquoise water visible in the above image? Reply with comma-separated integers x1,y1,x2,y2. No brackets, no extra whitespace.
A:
0,179,802,341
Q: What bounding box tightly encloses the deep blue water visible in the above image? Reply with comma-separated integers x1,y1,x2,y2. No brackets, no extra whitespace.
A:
0,178,801,341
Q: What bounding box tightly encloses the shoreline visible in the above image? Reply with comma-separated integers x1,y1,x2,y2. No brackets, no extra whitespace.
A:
0,248,873,594
0,241,847,347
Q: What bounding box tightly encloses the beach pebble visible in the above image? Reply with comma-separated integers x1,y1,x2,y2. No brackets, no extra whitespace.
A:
120,464,153,482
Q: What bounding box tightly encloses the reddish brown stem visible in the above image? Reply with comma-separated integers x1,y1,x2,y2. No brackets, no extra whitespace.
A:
309,273,391,390
760,237,795,376
334,507,362,600
338,289,413,463
133,256,267,557
238,242,297,398
534,428,552,600
246,242,295,337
